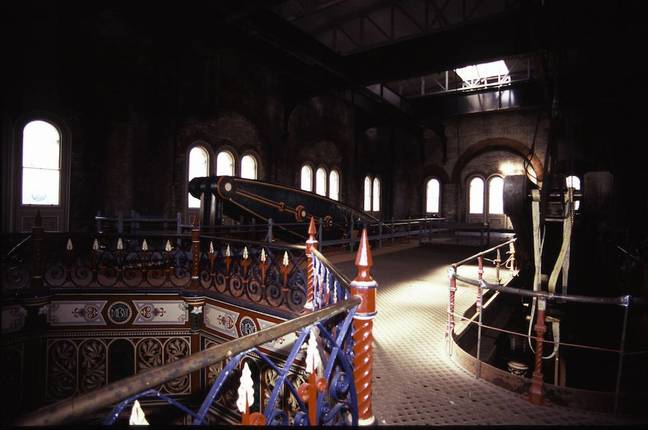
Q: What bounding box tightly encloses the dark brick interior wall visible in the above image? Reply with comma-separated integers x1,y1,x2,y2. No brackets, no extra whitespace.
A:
2,4,643,238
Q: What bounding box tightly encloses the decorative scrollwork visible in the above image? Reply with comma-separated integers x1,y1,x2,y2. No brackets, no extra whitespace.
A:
163,338,190,394
47,340,77,400
136,339,162,372
79,340,106,393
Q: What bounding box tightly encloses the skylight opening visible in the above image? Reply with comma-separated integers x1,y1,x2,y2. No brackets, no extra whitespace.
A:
455,60,510,88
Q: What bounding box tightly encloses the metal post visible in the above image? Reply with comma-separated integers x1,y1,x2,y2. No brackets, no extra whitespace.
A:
305,217,318,311
349,220,355,252
31,210,45,289
351,229,377,426
476,257,484,378
176,212,182,236
391,220,395,244
407,215,411,241
614,296,630,414
529,297,547,405
378,222,383,248
446,265,457,352
190,216,201,289
267,218,273,243
96,210,102,233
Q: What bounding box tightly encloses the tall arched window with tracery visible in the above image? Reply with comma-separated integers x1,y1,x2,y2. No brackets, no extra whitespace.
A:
487,176,504,214
329,170,339,201
241,154,257,179
188,146,210,209
469,177,484,214
300,165,313,192
315,167,327,196
216,150,235,176
426,178,440,214
363,176,372,211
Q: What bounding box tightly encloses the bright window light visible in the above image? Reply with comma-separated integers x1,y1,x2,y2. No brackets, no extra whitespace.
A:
301,165,313,192
216,151,235,176
488,176,504,215
426,179,440,213
188,146,209,208
469,177,484,214
455,60,509,82
329,170,339,201
315,167,327,196
241,155,257,179
22,120,61,205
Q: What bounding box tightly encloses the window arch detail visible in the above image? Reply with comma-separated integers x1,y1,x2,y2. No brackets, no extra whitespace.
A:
329,170,340,201
468,176,485,214
426,178,441,214
487,175,504,215
300,164,313,192
22,120,62,205
364,175,381,212
241,154,257,179
188,146,210,209
216,150,235,176
315,167,327,196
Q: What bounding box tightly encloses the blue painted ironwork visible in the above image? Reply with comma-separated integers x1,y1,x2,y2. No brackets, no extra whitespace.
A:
100,305,358,426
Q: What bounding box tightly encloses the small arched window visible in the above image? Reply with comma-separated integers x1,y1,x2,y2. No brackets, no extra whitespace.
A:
241,154,257,179
566,175,581,210
329,170,340,201
372,178,381,212
469,177,484,214
426,178,440,214
188,146,210,208
363,176,372,211
216,151,235,176
300,165,313,191
22,120,61,205
315,167,327,196
488,176,504,214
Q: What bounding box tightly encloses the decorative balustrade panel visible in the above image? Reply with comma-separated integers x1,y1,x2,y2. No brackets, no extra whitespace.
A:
199,240,308,313
40,234,193,289
103,305,359,426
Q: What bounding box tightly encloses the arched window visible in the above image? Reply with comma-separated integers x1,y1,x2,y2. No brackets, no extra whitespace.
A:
566,175,581,210
22,120,61,205
300,165,313,191
216,151,235,176
188,146,209,208
241,154,257,179
488,176,504,214
372,178,381,212
315,167,327,196
363,176,372,211
426,178,440,214
329,170,340,201
469,177,484,214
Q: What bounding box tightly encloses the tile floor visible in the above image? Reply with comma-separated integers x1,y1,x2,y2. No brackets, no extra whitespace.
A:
335,245,645,426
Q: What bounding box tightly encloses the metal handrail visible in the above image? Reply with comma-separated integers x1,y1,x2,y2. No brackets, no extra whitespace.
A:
14,296,361,426
451,237,517,268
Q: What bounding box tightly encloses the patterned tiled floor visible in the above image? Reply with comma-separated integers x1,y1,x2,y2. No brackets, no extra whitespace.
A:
336,245,644,426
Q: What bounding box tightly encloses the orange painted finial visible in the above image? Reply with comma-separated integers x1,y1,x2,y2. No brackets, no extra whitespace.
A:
308,216,317,239
354,228,373,282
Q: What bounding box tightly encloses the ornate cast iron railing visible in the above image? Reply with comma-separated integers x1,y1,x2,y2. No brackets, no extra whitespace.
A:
10,215,379,426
